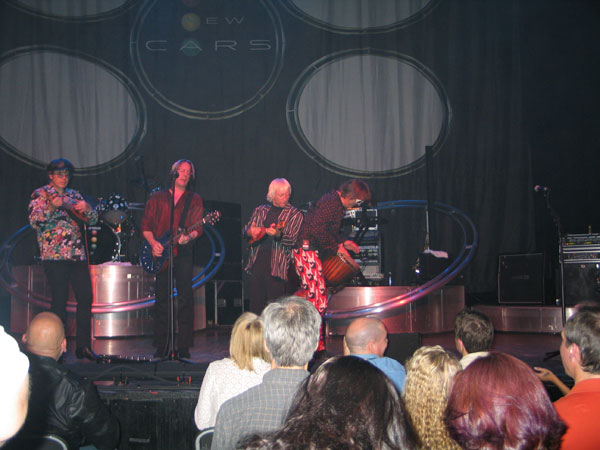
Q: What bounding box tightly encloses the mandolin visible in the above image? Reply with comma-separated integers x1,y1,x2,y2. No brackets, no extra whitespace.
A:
248,221,286,245
46,192,91,225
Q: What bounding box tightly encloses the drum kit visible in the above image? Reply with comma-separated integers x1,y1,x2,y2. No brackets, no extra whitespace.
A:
86,193,145,265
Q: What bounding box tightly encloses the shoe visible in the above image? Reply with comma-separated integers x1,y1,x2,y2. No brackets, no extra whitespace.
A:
75,346,98,361
178,348,191,359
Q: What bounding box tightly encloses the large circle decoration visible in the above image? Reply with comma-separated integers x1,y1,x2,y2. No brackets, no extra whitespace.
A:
130,0,284,120
7,0,135,21
0,47,146,174
286,49,451,178
281,0,440,33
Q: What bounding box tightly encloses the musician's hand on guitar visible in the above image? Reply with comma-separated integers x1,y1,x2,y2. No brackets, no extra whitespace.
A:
343,240,361,254
50,196,63,209
151,241,164,258
178,234,192,245
73,200,90,214
264,223,278,236
248,226,262,241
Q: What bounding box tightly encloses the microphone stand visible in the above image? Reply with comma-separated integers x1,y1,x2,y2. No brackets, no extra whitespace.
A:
539,187,566,361
161,172,186,362
542,188,567,325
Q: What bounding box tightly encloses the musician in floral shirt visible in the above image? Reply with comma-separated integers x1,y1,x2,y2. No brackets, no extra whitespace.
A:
28,158,98,359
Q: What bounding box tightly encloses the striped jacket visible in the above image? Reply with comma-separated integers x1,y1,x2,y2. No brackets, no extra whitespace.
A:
243,204,303,280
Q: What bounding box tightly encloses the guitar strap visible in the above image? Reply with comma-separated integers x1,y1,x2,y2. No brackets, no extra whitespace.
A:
178,192,194,231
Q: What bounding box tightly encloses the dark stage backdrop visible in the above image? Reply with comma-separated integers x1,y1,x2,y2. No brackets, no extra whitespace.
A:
1,0,599,299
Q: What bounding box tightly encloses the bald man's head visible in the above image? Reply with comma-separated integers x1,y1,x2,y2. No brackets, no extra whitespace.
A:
23,312,66,360
344,317,388,357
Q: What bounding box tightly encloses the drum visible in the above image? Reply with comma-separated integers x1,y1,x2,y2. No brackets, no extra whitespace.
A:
102,193,128,226
322,252,361,286
86,222,121,265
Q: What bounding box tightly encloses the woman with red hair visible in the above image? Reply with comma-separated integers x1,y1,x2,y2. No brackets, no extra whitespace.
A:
444,352,566,450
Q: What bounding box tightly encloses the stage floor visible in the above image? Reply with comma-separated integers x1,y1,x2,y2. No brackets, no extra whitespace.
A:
63,325,567,391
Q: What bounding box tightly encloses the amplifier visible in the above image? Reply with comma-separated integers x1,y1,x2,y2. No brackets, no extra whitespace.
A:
561,234,600,263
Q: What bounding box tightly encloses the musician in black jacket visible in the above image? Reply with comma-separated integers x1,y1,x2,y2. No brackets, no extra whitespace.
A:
293,179,371,351
141,159,203,359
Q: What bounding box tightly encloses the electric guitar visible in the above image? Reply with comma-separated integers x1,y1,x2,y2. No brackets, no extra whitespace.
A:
140,210,221,274
248,221,286,246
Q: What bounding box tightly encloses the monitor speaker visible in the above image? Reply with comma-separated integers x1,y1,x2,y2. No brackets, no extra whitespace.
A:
498,253,544,304
563,262,600,306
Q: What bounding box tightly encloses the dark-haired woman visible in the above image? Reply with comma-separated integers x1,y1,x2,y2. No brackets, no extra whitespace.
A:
239,355,418,450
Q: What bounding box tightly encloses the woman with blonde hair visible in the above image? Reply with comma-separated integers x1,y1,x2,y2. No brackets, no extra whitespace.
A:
403,345,462,450
194,312,271,430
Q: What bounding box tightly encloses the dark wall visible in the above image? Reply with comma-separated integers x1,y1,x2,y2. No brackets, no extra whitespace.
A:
0,0,599,301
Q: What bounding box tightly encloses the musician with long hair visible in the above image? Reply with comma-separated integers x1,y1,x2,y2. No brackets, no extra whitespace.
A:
28,158,98,360
243,178,303,314
141,159,203,359
293,179,371,351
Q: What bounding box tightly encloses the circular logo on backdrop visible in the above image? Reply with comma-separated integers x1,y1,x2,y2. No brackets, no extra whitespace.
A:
286,49,451,178
130,0,284,120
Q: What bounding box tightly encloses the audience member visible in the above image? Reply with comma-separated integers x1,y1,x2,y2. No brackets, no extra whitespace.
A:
403,345,461,450
444,352,565,450
195,312,271,430
0,326,29,447
552,305,600,450
14,312,119,450
454,307,494,368
211,297,321,450
343,317,406,392
239,355,419,450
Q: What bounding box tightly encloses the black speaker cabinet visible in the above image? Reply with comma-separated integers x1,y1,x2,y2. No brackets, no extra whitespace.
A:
101,389,198,450
498,253,544,304
195,200,242,281
385,333,422,365
563,262,600,306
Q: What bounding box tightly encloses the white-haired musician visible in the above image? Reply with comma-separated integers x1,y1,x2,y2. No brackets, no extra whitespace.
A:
243,178,304,314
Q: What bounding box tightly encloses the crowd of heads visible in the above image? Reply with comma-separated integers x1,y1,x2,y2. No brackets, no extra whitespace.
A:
5,298,598,449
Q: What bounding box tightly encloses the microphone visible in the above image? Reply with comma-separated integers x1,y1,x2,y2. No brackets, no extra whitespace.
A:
534,185,549,192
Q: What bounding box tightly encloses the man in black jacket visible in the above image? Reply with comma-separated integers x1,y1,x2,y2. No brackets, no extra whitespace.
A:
15,312,119,450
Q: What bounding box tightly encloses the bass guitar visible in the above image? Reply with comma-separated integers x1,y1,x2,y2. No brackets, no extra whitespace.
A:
140,210,221,274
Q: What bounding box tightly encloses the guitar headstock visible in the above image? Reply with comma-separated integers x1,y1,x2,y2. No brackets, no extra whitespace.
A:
205,210,221,226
